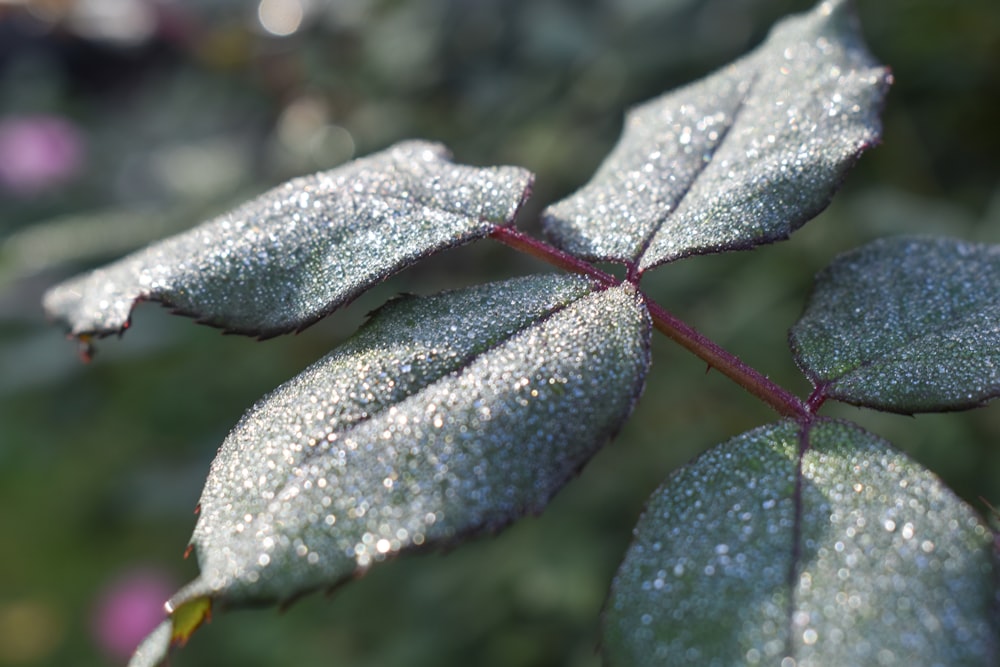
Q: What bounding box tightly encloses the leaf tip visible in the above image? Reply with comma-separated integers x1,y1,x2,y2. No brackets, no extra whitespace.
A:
127,620,172,667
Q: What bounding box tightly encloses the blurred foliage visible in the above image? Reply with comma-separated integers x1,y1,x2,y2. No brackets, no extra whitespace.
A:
0,0,997,665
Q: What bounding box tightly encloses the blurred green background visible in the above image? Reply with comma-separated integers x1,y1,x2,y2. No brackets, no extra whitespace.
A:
1,0,997,665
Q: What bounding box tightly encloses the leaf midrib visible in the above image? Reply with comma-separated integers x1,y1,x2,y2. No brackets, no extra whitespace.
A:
290,292,592,472
814,306,999,387
633,70,758,268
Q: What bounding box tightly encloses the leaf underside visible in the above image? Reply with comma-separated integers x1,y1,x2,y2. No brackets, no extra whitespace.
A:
42,140,533,340
604,419,998,667
790,236,1000,412
542,0,890,271
133,274,651,665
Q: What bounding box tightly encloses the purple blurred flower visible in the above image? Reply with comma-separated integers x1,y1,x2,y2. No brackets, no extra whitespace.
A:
0,115,84,196
91,567,174,660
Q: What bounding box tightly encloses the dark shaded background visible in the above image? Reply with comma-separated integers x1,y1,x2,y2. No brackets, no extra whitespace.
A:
1,0,997,665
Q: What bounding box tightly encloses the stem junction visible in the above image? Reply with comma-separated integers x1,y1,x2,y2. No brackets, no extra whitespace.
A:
490,224,813,421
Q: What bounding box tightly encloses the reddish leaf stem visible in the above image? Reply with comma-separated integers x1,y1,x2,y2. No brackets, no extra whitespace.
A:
806,383,829,412
642,296,810,420
491,225,812,420
489,226,618,287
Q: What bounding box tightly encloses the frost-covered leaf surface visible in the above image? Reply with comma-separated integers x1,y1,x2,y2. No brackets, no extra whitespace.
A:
790,236,1000,412
162,274,650,617
604,419,998,667
128,621,172,667
43,140,533,339
542,0,890,270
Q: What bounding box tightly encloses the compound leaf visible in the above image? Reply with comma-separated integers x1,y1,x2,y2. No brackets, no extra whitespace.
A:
542,0,890,271
790,236,1000,412
43,140,533,340
133,274,651,666
604,419,997,667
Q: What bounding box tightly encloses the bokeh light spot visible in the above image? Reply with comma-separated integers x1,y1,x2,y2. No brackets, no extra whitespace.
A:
258,0,305,37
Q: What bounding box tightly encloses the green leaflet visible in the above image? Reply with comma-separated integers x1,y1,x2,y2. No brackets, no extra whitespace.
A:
790,236,1000,412
604,419,997,667
132,274,651,666
542,0,889,270
43,141,533,340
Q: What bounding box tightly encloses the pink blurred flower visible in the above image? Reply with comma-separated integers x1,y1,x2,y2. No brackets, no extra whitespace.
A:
90,567,174,660
0,115,84,196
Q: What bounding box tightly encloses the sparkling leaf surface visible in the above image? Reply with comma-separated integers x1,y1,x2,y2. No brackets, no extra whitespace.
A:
43,140,533,339
127,621,171,667
604,419,997,667
790,236,1000,412
160,274,650,618
542,0,890,270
